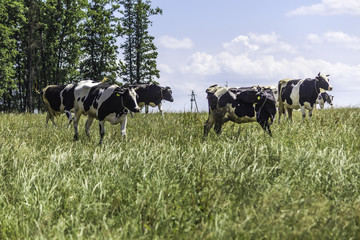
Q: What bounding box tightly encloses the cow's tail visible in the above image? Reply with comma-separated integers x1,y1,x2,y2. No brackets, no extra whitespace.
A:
34,82,43,95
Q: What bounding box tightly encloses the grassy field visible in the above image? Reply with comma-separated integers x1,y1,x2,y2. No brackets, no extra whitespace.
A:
0,108,360,239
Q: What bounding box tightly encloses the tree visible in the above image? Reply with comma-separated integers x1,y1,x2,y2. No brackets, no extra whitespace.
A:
119,0,161,84
0,0,25,111
80,0,120,82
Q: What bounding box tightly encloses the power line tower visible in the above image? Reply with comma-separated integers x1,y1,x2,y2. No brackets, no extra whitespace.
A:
190,90,199,113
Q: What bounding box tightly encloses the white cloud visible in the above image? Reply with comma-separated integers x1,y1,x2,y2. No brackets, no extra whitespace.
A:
223,32,296,55
158,35,194,49
287,0,360,16
306,31,360,50
181,32,360,87
182,52,221,75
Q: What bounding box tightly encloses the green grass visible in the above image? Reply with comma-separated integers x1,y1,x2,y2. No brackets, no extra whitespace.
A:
0,108,360,239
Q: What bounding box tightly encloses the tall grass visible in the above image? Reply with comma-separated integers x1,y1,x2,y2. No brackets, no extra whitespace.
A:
0,108,359,239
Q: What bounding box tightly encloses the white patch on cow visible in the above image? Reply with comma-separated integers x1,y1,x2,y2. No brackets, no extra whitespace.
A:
128,88,139,110
59,83,75,112
74,80,103,115
104,112,126,125
224,103,256,124
284,82,301,109
303,101,313,110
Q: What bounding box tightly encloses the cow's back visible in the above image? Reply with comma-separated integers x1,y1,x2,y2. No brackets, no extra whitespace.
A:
43,85,67,112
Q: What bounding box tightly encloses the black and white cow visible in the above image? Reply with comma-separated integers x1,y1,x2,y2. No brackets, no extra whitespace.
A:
316,92,334,109
73,80,140,144
278,73,333,122
35,83,75,126
125,83,174,115
204,85,277,138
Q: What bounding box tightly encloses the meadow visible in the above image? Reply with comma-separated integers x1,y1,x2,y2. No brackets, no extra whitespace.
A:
0,108,359,239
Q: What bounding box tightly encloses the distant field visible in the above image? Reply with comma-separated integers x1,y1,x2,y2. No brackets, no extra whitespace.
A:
0,108,359,239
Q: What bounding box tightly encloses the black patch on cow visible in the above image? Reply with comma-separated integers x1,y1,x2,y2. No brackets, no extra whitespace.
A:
81,96,85,102
218,91,236,108
97,87,127,121
61,84,75,111
44,85,68,111
77,97,80,102
298,79,319,107
235,103,255,118
236,88,260,104
207,92,218,111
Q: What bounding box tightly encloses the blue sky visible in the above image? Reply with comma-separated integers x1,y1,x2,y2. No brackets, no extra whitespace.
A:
144,0,360,111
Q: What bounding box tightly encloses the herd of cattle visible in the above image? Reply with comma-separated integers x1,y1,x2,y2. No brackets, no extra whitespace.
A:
35,72,333,143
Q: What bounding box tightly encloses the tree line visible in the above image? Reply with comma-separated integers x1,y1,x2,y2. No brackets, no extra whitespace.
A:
0,0,161,113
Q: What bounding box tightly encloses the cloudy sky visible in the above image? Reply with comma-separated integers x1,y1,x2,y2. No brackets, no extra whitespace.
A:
146,0,360,112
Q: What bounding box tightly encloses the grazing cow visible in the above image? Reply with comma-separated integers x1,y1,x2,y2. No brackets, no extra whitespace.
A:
73,80,140,144
278,73,333,122
34,83,75,126
204,85,277,138
316,92,334,109
125,83,174,115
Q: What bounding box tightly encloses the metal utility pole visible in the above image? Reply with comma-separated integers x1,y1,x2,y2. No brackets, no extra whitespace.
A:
190,90,199,113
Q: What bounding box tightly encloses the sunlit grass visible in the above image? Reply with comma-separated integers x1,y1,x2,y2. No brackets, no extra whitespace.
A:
0,108,359,239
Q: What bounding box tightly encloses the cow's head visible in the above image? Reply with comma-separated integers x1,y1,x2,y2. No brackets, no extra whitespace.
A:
161,86,174,102
316,72,333,91
116,87,140,112
255,89,277,123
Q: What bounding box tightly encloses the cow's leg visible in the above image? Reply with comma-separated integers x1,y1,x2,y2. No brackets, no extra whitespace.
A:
145,105,149,114
73,110,81,141
204,114,215,138
278,102,284,123
120,115,128,136
45,112,50,127
259,120,272,137
85,116,95,138
214,122,223,135
308,108,313,120
158,103,163,116
65,110,73,126
300,106,306,122
287,108,293,122
98,120,105,145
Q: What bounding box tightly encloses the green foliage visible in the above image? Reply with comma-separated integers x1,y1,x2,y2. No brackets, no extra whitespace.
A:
80,0,120,82
0,108,360,238
0,0,24,100
119,0,161,84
